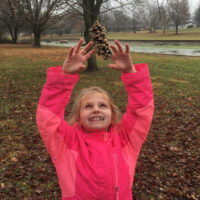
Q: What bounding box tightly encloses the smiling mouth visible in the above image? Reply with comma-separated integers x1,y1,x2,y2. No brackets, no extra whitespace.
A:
88,116,104,121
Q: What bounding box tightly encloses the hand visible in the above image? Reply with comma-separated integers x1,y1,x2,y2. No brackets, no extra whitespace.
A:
62,38,96,74
109,40,136,73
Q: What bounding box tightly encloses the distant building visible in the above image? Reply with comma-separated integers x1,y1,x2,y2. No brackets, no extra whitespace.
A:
181,22,197,29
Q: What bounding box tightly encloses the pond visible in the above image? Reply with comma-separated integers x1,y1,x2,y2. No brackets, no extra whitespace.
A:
41,40,200,57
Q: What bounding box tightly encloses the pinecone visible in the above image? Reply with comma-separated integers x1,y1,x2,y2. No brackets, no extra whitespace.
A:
89,21,112,60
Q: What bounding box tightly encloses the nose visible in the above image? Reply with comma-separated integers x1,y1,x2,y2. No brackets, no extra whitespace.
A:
92,104,100,113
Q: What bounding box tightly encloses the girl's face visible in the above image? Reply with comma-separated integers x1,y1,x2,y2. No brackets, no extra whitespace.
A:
80,92,112,133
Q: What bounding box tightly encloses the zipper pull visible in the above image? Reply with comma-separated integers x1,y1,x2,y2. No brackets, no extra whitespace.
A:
115,186,118,192
115,186,119,200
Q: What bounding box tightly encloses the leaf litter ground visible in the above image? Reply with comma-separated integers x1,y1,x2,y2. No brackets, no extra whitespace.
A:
0,44,200,200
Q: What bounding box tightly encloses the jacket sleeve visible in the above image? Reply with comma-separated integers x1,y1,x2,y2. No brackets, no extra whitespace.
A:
119,63,154,155
36,65,79,164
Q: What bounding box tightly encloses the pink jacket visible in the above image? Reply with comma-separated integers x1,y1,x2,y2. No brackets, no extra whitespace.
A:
36,63,154,200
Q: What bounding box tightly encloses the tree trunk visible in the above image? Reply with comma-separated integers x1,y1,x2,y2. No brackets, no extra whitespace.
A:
132,22,136,33
12,27,18,44
175,25,178,34
33,30,41,47
87,55,98,71
8,26,18,44
163,26,166,34
84,23,98,72
83,7,98,71
134,26,137,33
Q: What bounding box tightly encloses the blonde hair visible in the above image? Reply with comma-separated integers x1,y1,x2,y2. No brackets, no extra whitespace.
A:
67,87,121,125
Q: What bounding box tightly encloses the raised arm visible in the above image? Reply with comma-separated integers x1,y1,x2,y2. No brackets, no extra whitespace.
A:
36,39,96,163
110,40,154,154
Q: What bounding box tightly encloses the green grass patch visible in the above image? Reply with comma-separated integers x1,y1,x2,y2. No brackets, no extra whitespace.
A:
0,44,200,199
133,44,200,50
19,28,200,41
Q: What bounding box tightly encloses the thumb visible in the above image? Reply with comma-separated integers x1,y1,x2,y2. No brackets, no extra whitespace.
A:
109,64,120,71
78,64,86,73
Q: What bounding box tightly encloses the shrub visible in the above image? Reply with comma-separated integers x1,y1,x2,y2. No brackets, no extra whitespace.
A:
187,25,194,28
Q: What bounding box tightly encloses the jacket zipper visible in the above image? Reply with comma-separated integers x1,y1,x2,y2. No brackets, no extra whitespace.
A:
113,153,119,200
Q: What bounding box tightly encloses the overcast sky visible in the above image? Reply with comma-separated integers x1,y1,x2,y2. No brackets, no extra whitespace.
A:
189,0,200,14
157,0,199,14
152,0,199,14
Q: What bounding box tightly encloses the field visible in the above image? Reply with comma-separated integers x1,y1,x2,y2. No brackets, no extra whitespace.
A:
107,28,200,40
0,44,200,199
19,28,200,41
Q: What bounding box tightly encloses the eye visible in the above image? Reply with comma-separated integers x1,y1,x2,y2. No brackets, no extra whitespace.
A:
100,103,107,108
85,104,92,108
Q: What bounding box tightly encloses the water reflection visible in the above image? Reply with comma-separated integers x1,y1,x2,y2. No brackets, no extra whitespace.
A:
41,40,200,57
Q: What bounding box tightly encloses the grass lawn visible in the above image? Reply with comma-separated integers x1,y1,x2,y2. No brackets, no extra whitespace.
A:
107,28,200,40
19,27,200,41
0,44,200,199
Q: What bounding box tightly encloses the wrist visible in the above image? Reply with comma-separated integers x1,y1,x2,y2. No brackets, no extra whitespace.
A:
62,66,74,74
124,65,136,73
62,68,69,74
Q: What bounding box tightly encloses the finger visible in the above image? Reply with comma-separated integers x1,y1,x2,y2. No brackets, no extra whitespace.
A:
68,47,74,59
80,41,93,54
115,40,123,52
85,49,96,60
110,44,118,54
74,38,84,54
109,64,120,71
77,64,86,73
125,44,129,54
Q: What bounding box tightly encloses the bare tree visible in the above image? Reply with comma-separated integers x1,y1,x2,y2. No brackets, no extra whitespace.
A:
129,2,144,33
99,1,111,31
155,0,165,19
111,9,130,31
0,20,8,42
64,0,143,71
142,1,160,33
160,6,171,34
153,0,171,34
194,5,200,27
131,9,142,33
167,0,190,34
65,0,112,71
0,0,23,43
20,0,65,47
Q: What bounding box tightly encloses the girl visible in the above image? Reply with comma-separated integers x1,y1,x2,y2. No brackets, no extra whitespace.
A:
36,39,154,200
